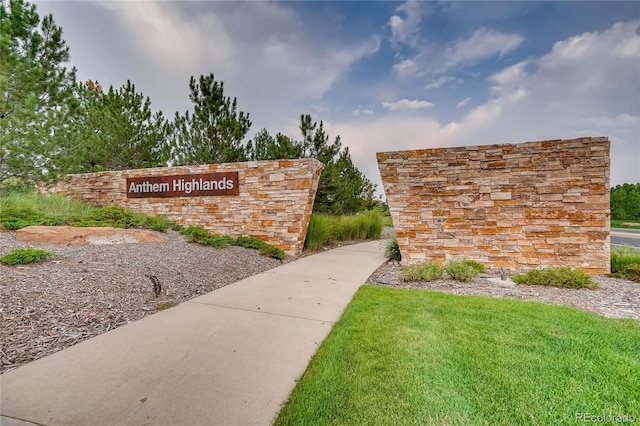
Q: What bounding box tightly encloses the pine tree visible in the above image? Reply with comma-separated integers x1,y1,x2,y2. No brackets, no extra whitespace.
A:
80,80,172,171
299,114,341,164
0,0,80,184
244,114,377,214
246,128,302,161
173,73,250,165
297,114,377,214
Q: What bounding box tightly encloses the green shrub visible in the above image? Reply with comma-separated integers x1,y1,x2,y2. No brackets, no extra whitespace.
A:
180,225,210,242
337,215,358,240
305,215,335,250
356,211,383,239
445,260,485,282
611,245,640,273
179,226,230,247
345,211,383,240
304,211,384,250
232,236,286,260
202,235,234,248
144,215,175,231
619,264,640,283
233,236,268,250
258,245,286,260
78,206,146,228
179,227,284,258
610,264,640,283
400,262,444,282
171,223,185,231
0,248,53,265
607,246,639,282
0,207,48,229
385,238,401,261
512,266,597,289
382,215,393,228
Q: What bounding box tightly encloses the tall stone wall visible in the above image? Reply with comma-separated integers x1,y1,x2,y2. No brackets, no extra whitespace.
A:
39,159,323,256
377,137,610,274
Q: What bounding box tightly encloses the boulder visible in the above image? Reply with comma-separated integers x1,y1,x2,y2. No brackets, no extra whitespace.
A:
15,226,164,246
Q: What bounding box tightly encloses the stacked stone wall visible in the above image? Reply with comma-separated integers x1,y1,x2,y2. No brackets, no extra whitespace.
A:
39,159,323,256
377,137,610,273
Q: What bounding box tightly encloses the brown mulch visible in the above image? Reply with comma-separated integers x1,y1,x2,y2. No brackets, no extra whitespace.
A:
367,261,640,320
3,226,637,374
0,230,290,374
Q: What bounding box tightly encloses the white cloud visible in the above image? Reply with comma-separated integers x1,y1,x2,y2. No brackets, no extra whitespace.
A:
448,21,639,146
443,28,524,69
614,33,640,57
352,106,375,116
456,97,471,108
325,116,443,195
582,114,638,129
440,1,540,24
86,1,380,129
388,0,428,47
390,25,524,76
382,99,435,111
392,58,419,76
310,104,331,114
426,75,460,89
489,61,529,86
332,20,640,197
98,2,217,70
488,61,531,96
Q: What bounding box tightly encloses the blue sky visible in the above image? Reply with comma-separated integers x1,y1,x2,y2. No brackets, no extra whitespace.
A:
34,1,640,197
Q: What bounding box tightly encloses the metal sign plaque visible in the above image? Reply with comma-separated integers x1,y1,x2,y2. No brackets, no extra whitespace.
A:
126,172,239,198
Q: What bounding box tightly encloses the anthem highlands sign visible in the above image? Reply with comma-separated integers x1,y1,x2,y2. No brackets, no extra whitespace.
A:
38,159,323,255
126,172,239,198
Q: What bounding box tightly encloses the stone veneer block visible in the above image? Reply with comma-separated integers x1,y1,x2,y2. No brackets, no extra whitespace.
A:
39,159,323,256
377,137,610,274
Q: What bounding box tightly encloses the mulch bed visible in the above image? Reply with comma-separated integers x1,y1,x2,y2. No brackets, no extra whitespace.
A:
367,261,640,320
0,230,289,374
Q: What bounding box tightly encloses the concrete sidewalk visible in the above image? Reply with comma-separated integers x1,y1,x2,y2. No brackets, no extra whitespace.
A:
0,241,386,426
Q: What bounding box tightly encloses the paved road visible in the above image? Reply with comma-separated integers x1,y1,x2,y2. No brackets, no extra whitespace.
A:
611,228,640,248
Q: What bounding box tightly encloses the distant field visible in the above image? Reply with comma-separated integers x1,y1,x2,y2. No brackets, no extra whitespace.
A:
611,220,640,229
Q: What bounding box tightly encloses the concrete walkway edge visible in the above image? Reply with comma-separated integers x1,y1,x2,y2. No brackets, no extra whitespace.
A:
1,241,387,426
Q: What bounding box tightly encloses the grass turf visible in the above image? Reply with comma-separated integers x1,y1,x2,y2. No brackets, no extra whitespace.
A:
0,190,95,217
275,285,640,426
611,219,640,229
0,190,174,230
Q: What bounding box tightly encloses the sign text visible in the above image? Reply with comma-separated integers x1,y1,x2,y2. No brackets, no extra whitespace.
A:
126,172,239,198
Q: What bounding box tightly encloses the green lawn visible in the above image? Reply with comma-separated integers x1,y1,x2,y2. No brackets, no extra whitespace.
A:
611,219,640,229
275,286,640,426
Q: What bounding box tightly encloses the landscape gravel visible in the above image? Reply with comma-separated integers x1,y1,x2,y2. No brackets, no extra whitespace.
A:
3,227,638,375
0,229,289,373
368,261,640,320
